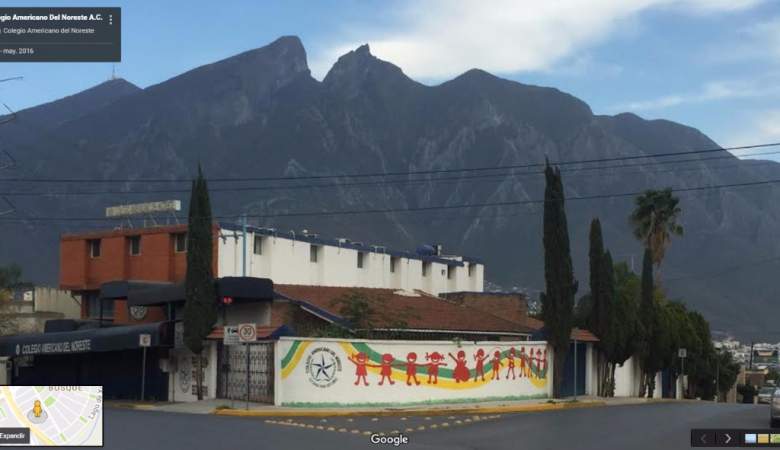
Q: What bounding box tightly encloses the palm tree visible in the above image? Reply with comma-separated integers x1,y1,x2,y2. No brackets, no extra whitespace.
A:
629,188,684,268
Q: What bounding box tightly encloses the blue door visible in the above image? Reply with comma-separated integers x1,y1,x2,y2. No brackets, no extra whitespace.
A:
559,342,587,397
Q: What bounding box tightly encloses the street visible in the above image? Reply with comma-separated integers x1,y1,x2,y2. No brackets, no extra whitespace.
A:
86,402,767,450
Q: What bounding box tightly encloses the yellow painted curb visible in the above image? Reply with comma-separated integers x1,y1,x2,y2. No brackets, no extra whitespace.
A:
107,403,157,410
211,400,607,418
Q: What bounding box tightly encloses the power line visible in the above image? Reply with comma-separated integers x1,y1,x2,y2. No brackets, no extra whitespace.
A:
2,148,780,198
2,175,780,223
1,141,778,184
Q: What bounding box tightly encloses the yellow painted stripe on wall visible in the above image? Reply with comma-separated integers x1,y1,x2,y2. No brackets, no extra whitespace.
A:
280,341,312,379
338,342,547,390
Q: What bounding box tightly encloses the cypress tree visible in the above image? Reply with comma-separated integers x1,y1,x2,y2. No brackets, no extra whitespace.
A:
183,166,217,400
587,219,607,341
540,162,578,398
638,247,657,398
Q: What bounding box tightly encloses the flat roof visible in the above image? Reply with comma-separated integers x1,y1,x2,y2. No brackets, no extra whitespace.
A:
220,223,483,266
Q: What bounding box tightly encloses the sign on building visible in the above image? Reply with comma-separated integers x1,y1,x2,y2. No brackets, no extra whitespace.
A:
237,323,257,343
105,200,181,218
223,326,240,346
139,334,152,348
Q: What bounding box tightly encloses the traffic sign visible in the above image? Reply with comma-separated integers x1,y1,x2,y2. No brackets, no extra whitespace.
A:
223,326,240,346
139,333,152,347
679,348,687,358
238,323,257,343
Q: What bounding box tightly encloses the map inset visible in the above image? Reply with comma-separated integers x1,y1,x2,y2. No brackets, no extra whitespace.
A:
0,386,102,446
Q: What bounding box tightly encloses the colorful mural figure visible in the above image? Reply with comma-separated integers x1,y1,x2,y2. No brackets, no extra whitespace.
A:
378,353,395,386
473,349,488,382
536,349,543,379
404,352,422,385
519,347,527,378
490,350,503,380
448,350,470,383
425,352,447,384
348,352,372,386
542,349,548,374
505,347,517,379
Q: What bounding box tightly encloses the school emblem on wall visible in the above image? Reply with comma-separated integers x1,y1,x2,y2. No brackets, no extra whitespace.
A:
305,347,342,388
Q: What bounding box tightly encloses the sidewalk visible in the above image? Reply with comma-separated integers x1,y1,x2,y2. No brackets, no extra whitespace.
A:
108,395,679,418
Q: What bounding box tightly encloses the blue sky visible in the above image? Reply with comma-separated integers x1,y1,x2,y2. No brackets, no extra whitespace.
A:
2,0,780,159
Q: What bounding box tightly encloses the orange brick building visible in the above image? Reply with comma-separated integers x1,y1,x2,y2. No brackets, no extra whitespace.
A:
59,224,218,324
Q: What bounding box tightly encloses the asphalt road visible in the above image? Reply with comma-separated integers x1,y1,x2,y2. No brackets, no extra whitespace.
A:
89,402,768,450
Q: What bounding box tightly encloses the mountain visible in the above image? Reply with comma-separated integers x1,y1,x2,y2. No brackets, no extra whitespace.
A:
1,36,779,340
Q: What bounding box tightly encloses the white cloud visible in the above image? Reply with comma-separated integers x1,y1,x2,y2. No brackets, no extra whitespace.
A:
310,0,765,81
608,78,780,112
723,110,780,156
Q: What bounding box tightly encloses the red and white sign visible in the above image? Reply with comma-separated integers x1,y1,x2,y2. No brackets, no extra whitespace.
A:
238,323,257,343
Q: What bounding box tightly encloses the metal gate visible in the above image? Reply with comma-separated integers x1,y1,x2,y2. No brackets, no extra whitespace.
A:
217,341,274,403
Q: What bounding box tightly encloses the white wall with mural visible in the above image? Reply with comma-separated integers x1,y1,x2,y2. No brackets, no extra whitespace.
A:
168,341,218,403
275,337,551,407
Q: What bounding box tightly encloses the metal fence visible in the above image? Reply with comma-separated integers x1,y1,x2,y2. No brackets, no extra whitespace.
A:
217,341,274,404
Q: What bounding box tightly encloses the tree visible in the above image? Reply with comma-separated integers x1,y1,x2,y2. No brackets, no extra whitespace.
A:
638,248,662,397
0,264,22,335
629,188,683,269
608,262,640,395
584,219,615,396
540,162,578,398
714,350,740,401
183,167,217,401
0,264,21,300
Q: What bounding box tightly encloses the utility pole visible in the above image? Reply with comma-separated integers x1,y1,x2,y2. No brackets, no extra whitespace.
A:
715,349,720,403
573,338,578,401
241,213,247,276
750,341,755,371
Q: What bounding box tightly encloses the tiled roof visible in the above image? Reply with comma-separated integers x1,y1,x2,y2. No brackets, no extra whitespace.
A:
274,285,534,335
524,317,599,342
206,325,291,340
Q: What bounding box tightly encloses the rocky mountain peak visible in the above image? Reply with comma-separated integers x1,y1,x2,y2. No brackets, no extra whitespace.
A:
323,43,416,97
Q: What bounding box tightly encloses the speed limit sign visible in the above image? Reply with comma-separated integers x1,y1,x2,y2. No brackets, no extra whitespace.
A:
238,323,257,343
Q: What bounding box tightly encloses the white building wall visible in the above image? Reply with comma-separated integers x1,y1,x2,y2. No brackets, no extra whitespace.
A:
217,230,484,296
614,356,641,397
275,337,551,406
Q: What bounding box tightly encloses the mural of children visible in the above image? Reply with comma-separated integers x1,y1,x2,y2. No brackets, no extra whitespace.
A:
505,347,517,380
541,349,548,378
424,352,447,384
378,353,395,386
448,350,470,383
473,349,488,382
519,347,527,378
537,349,544,378
348,352,373,386
405,352,422,386
490,350,503,380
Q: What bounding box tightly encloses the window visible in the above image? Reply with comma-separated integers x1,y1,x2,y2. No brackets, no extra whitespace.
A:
128,236,141,256
390,257,398,273
87,293,114,320
88,239,101,258
174,233,187,253
422,262,430,277
310,245,320,263
447,265,455,279
253,235,263,255
357,252,365,269
468,263,476,277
